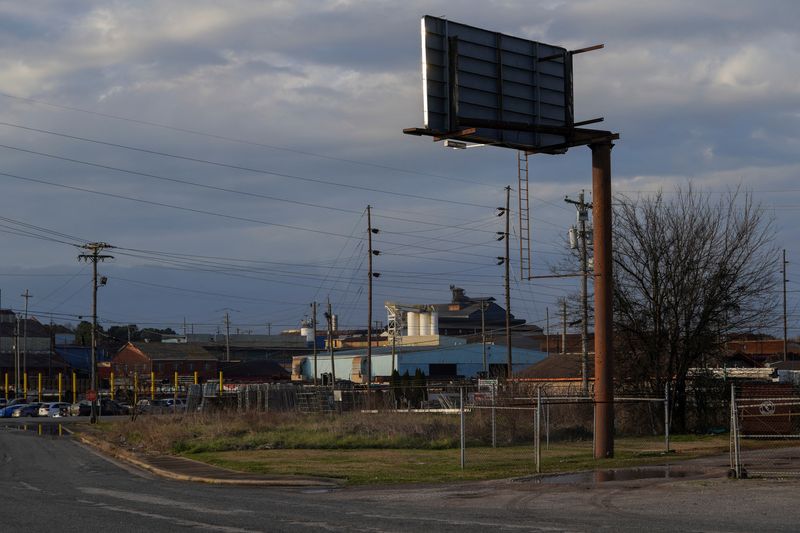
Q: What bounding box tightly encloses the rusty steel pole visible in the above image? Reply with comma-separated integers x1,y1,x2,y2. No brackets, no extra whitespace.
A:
591,141,614,459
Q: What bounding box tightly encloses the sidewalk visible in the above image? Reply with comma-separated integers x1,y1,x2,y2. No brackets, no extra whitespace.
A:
75,431,342,487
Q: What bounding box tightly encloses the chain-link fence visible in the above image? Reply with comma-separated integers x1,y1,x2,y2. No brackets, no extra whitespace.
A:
730,383,800,478
165,379,672,474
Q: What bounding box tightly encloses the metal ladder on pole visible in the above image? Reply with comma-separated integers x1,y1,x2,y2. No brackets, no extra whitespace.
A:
517,151,531,279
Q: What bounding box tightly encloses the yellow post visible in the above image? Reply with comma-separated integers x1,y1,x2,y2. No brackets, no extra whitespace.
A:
4,373,7,400
110,372,115,400
150,371,155,400
134,373,138,406
193,370,198,385
174,371,179,409
219,371,223,395
72,371,77,404
23,372,27,397
58,373,62,402
37,373,42,402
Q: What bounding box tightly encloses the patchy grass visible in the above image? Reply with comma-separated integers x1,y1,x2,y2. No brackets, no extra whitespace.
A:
85,412,742,485
89,412,464,455
187,436,730,485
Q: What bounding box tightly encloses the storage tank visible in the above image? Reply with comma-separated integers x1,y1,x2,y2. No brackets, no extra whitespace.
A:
300,321,315,343
429,309,439,336
331,314,338,331
406,311,419,336
419,312,431,337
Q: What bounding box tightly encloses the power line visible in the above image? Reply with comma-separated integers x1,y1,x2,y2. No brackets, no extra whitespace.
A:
0,91,498,188
0,121,495,209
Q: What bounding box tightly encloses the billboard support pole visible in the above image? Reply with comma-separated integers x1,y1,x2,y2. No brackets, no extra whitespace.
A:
591,140,614,459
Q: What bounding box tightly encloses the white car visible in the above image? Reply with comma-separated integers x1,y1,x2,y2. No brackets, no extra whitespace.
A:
44,402,72,417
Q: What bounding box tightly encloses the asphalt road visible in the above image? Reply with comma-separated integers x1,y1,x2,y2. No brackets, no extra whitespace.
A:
2,421,800,532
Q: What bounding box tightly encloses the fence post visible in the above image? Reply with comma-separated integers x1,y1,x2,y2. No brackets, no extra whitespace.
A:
536,387,542,473
546,402,550,451
730,385,742,478
664,382,670,453
72,372,77,404
24,372,28,398
460,386,465,470
174,371,179,412
4,373,7,400
194,371,198,385
592,398,597,459
58,373,62,402
219,371,223,396
491,381,497,448
110,372,114,400
38,373,42,402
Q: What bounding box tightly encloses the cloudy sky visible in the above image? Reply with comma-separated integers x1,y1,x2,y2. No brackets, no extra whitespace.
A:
0,0,798,337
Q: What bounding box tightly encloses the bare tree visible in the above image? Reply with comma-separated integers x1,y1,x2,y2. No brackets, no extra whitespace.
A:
613,186,778,431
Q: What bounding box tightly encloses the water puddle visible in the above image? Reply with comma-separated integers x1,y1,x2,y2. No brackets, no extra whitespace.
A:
0,423,69,437
532,466,705,484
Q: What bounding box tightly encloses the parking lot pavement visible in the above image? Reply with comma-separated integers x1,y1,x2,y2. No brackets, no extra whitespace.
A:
2,424,800,532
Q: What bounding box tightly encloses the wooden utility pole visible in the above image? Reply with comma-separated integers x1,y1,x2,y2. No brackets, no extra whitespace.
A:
21,289,31,384
566,191,592,394
311,302,318,385
367,205,373,388
224,312,231,362
546,307,550,355
326,298,335,388
78,242,114,424
504,186,512,378
481,301,487,375
783,249,788,362
561,299,567,355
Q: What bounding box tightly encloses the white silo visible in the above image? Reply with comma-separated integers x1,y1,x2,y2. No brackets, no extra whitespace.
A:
300,320,314,343
407,311,419,336
419,312,431,337
429,309,439,336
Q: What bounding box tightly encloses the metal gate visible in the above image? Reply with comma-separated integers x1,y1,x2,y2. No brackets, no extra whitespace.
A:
730,383,800,478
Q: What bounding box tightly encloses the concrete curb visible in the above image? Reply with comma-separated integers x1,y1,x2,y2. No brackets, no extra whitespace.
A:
75,433,341,488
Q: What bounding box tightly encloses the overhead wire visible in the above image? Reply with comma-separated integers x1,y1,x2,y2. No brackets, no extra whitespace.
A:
0,121,495,209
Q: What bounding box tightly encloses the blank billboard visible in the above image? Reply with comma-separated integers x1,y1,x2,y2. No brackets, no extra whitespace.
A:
421,16,573,151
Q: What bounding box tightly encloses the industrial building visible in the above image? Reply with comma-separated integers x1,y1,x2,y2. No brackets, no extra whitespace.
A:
292,341,546,382
386,285,531,338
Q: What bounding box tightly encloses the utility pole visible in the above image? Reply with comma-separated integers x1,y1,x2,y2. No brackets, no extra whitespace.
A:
561,299,567,355
14,315,20,397
224,312,231,362
481,300,487,375
21,289,31,385
566,191,592,394
501,186,512,379
311,302,318,385
783,249,788,362
366,205,380,388
326,298,335,388
78,242,114,424
546,307,550,356
367,205,373,388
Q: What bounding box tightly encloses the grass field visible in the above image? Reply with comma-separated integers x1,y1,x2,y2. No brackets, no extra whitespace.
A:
88,412,740,485
186,436,731,485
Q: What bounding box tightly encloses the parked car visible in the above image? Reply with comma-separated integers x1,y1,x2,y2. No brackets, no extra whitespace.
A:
69,400,90,417
0,398,7,409
17,403,43,417
77,399,128,416
1,399,30,418
43,402,72,417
